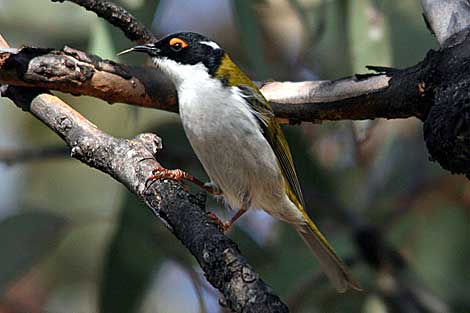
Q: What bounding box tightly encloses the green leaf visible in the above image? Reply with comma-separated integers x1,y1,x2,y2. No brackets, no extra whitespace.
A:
0,211,67,294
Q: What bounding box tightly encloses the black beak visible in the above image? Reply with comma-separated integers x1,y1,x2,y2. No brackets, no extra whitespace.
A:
117,44,160,56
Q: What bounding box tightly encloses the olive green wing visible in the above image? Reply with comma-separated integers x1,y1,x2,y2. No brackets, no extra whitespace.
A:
237,85,305,209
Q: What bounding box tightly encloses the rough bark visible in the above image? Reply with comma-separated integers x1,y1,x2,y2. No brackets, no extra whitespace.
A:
422,29,470,178
0,46,178,111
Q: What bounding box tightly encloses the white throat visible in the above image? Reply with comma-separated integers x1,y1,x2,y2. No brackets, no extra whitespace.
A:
152,57,211,90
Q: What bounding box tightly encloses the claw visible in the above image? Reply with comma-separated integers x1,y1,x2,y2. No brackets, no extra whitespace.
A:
207,212,230,232
146,166,221,196
146,166,189,188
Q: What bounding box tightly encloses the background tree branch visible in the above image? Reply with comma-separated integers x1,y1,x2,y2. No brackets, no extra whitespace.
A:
421,0,470,46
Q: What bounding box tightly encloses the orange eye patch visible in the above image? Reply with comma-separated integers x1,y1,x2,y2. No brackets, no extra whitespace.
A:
169,37,189,49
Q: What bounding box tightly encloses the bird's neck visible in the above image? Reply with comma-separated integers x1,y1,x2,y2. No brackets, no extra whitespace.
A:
153,53,259,93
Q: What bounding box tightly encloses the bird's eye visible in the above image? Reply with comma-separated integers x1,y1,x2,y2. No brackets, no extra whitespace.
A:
171,42,182,51
169,37,188,52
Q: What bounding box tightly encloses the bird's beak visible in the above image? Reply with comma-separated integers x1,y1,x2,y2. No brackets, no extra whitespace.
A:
117,44,160,56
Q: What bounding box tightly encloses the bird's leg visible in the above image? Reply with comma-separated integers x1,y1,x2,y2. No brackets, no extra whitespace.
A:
225,207,248,230
207,211,226,231
207,206,248,233
146,166,221,195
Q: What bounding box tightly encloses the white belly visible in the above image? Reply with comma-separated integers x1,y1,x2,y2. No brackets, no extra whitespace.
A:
179,84,301,222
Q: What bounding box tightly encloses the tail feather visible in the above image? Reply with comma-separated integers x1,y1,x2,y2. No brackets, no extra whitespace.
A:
295,222,362,292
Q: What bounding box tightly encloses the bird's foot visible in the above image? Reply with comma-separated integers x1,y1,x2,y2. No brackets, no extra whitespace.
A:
146,166,220,195
207,207,247,233
207,212,231,233
146,166,189,188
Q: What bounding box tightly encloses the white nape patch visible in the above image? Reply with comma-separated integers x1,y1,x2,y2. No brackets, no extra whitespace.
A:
200,41,221,50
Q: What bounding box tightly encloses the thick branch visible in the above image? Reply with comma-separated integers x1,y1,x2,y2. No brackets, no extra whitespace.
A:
263,71,427,121
0,46,178,111
0,36,288,313
421,0,470,46
0,46,429,123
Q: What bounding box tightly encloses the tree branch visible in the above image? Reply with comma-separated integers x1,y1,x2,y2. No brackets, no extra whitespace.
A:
0,46,178,112
421,0,470,46
0,36,289,313
262,69,427,122
0,46,430,123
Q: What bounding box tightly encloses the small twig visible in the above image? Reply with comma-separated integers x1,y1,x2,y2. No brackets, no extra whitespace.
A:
0,146,68,165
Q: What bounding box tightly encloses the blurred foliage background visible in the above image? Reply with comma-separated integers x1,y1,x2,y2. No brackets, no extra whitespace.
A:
0,0,469,313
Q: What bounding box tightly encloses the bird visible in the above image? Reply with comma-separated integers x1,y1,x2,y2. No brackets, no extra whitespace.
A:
119,32,361,292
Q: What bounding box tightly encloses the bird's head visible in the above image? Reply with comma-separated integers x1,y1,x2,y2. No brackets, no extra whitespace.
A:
119,32,226,86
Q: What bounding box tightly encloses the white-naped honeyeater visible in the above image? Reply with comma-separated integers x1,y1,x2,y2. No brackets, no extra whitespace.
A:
119,32,361,292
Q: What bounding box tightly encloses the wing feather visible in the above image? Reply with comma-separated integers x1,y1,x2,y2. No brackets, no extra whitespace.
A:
237,85,305,208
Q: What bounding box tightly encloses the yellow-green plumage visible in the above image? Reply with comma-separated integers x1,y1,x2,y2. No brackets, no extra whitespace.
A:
215,54,259,89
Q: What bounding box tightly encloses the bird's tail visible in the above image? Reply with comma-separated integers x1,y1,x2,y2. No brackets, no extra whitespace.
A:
295,217,362,292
